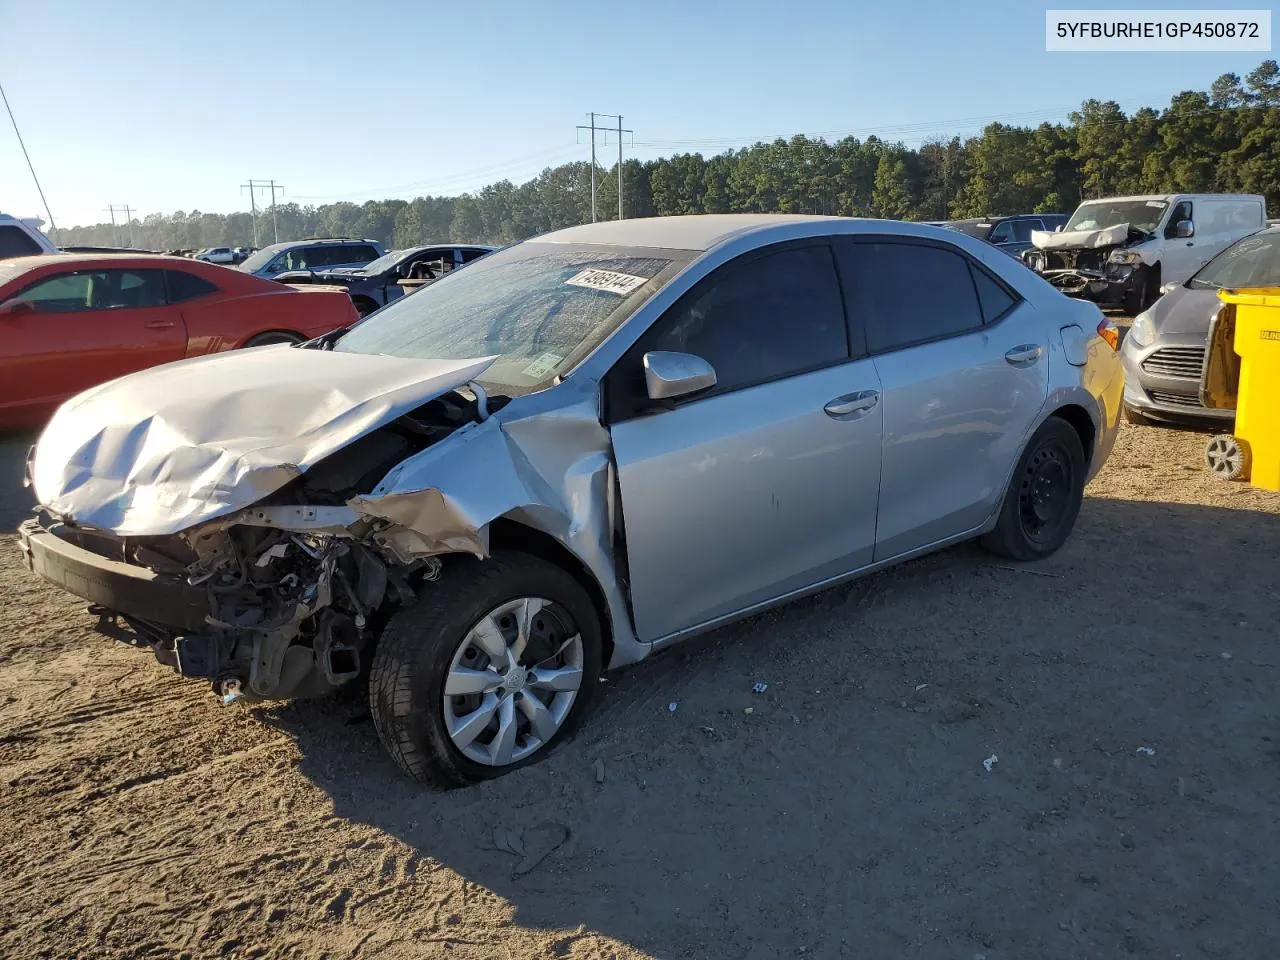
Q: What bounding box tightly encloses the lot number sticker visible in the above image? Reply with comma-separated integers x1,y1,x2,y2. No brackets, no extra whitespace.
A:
565,269,649,296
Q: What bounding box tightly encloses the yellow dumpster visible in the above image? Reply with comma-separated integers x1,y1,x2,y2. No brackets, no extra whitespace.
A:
1199,287,1280,490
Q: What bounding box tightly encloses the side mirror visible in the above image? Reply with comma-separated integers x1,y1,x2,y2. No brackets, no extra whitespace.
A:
643,351,717,402
0,299,34,317
1174,219,1195,239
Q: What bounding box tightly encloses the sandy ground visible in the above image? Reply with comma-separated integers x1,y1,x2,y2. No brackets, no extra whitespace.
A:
2,413,1279,960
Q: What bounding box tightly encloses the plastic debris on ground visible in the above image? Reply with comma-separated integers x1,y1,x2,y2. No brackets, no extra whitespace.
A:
1136,746,1156,756
667,702,678,713
752,682,768,694
983,754,999,772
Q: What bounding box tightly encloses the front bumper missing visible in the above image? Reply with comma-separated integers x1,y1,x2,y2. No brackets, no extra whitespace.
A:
16,518,208,631
1040,268,1137,304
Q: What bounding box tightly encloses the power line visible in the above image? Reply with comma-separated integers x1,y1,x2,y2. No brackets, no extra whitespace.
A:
288,145,581,202
0,78,56,233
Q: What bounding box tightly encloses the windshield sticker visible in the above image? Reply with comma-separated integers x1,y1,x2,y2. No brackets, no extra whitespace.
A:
565,268,649,296
1145,201,1165,207
521,352,563,380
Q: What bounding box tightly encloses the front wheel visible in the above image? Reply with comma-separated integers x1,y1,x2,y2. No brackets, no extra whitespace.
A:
981,417,1087,561
368,552,603,788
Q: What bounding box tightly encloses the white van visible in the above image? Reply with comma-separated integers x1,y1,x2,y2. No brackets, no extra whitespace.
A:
0,214,59,260
1023,193,1267,313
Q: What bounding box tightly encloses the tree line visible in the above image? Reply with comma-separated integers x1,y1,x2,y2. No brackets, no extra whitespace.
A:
51,60,1280,251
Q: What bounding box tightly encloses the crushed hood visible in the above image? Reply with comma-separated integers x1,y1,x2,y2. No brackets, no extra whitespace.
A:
31,347,494,537
1031,223,1130,250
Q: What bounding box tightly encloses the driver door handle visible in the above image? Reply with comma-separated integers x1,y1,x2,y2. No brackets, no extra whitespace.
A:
145,319,175,329
1004,344,1043,366
824,390,880,419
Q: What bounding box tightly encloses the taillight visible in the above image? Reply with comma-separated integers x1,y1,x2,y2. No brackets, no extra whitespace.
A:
1097,318,1120,351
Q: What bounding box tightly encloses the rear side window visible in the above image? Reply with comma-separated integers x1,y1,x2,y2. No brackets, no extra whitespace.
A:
165,270,219,303
0,226,43,259
642,244,849,395
837,241,985,354
344,244,379,263
460,247,490,263
970,264,1018,323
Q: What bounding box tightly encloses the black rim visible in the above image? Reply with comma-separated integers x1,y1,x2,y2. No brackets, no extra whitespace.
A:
1017,441,1075,543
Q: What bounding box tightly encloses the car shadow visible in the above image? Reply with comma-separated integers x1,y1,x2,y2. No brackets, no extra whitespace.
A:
258,495,1280,957
0,431,39,532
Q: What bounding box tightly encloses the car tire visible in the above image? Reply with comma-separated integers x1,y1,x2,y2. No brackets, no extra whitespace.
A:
243,331,305,347
368,552,603,789
980,417,1087,562
1123,404,1155,426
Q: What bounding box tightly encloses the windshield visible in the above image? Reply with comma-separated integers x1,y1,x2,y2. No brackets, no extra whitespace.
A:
360,249,410,274
239,246,285,272
1189,231,1279,290
1066,200,1167,234
333,241,693,393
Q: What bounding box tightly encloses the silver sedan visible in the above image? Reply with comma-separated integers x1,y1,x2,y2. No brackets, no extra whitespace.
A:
21,215,1124,787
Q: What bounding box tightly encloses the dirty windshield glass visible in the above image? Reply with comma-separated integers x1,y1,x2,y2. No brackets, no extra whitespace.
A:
238,245,286,272
333,242,691,393
1066,200,1167,234
1189,231,1279,289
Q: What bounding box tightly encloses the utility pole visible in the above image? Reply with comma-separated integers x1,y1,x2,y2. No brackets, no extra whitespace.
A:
242,179,285,244
104,205,118,247
121,205,134,246
576,113,633,222
240,182,260,247
576,113,598,222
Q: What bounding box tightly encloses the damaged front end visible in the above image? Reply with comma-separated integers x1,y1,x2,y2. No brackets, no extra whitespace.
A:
1023,222,1154,306
18,387,495,704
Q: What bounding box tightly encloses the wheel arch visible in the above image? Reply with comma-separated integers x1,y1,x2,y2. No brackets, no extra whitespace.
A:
1049,402,1097,469
486,517,616,670
241,329,306,347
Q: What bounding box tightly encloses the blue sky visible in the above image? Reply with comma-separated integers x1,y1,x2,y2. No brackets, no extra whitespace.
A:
1,0,1272,228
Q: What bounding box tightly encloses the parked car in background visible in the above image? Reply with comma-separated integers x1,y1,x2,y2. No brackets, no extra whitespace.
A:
0,214,59,260
0,254,359,429
17,214,1122,787
233,246,254,264
238,238,386,279
194,247,237,264
1023,193,1267,314
936,214,1068,259
1120,224,1278,425
277,243,496,315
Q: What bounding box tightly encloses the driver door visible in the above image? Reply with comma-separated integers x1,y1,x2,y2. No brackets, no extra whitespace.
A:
606,242,884,642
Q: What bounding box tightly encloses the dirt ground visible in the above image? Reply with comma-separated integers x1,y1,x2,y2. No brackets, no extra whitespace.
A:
2,413,1279,960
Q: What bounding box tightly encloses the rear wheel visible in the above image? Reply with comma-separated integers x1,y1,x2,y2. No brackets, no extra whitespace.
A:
244,331,304,347
981,417,1087,561
368,552,603,788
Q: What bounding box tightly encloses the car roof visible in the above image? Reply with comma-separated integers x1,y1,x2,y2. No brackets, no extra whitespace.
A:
255,238,381,254
0,253,280,293
1078,194,1265,203
535,214,849,252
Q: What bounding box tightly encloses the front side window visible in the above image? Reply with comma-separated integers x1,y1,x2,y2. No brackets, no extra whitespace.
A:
837,241,986,354
333,241,691,394
638,244,849,396
13,269,167,312
1165,201,1194,237
988,221,1017,244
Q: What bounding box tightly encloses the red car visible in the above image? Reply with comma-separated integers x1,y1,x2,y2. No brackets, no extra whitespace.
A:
0,254,359,430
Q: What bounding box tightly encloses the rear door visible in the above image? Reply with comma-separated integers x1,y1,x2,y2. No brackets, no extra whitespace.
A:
607,241,884,641
833,237,1048,562
0,267,187,422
